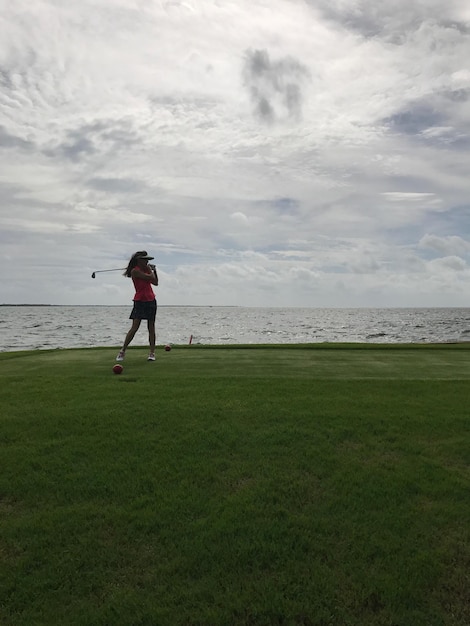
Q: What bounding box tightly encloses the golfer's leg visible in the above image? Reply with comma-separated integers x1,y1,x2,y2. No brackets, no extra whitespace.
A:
148,320,156,353
123,319,141,349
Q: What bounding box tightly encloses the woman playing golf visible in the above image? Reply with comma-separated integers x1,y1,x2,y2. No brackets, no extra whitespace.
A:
116,251,159,362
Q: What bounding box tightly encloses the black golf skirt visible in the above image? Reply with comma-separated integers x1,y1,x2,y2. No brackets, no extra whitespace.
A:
129,299,157,321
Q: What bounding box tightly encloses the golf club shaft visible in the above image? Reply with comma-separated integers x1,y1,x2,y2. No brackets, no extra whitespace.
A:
91,267,126,278
94,268,126,273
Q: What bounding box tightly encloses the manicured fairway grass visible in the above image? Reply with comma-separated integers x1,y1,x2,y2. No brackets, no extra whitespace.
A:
1,345,469,626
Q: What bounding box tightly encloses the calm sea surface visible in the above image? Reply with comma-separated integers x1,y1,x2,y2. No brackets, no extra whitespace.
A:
1,306,470,352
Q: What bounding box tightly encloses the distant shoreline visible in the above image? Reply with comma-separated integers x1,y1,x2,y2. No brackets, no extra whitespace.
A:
1,304,469,310
0,303,232,308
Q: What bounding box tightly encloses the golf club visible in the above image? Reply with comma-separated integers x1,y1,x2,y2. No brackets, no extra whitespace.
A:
91,267,126,279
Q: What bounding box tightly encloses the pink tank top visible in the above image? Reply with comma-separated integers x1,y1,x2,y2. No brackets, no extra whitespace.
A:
131,266,155,301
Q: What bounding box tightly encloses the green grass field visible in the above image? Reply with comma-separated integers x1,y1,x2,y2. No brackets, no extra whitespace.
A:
1,344,469,626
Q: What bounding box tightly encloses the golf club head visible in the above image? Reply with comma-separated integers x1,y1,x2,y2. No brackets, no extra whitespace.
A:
91,272,96,279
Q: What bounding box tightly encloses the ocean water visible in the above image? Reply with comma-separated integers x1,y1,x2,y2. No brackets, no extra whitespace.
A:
1,306,470,352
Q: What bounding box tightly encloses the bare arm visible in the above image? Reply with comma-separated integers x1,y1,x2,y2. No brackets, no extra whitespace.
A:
131,266,159,286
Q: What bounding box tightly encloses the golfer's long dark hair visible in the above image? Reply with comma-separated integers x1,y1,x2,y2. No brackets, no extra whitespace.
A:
123,251,148,277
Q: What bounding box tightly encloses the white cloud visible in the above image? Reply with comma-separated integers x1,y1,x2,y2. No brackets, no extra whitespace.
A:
382,192,437,201
430,255,467,271
419,234,470,256
0,0,469,306
230,211,249,224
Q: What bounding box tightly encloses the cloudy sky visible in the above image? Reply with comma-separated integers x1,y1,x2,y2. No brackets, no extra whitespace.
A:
1,0,470,307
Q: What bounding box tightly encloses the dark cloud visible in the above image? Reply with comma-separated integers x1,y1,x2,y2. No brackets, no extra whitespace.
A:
383,104,445,135
0,125,34,150
445,88,470,103
306,0,400,38
87,177,147,193
444,136,470,150
272,197,300,214
316,6,384,38
257,96,274,123
61,134,96,161
424,205,470,238
440,20,470,35
43,129,97,162
308,0,469,42
382,98,470,149
0,68,14,90
43,119,142,162
242,49,309,123
0,182,34,215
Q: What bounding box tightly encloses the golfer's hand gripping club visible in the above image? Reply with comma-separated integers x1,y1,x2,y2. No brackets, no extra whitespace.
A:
149,264,158,286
